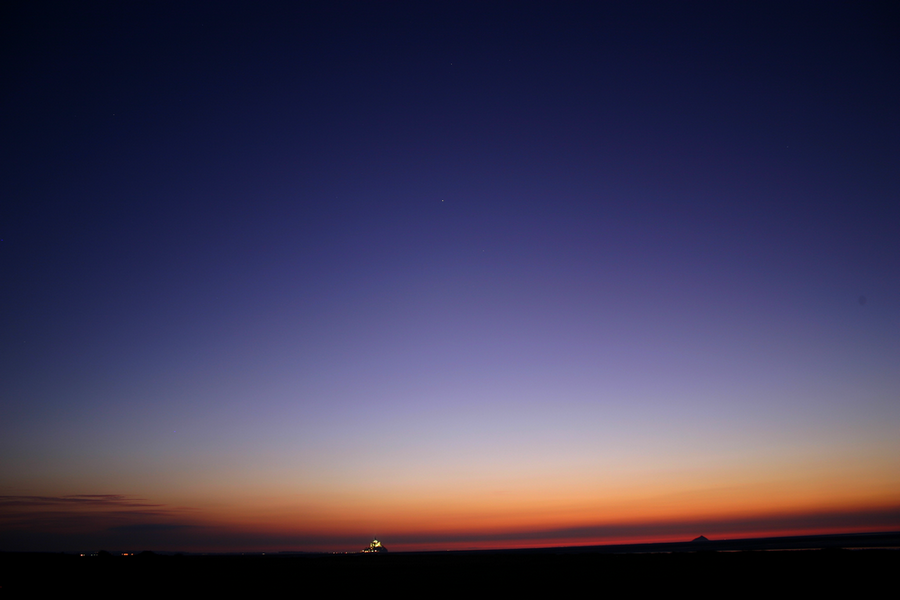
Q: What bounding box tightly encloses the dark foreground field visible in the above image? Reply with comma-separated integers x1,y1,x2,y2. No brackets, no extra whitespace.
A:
2,533,897,594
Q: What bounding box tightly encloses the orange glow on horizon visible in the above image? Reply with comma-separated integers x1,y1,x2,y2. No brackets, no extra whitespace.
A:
176,497,900,553
7,449,898,553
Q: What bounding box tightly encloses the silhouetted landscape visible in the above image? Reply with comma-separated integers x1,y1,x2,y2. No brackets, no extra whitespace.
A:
3,532,897,593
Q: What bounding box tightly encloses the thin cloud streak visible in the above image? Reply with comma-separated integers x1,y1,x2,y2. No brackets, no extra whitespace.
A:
0,495,166,509
378,506,900,551
0,495,195,539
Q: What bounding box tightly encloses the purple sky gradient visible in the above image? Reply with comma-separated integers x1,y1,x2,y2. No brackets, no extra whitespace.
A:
2,1,899,552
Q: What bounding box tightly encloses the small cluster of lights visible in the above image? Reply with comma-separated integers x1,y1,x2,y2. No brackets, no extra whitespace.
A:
362,539,387,553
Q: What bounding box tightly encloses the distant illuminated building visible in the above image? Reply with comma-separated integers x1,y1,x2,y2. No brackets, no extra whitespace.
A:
362,538,388,553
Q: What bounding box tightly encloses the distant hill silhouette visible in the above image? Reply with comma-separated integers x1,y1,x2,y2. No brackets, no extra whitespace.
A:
692,535,710,543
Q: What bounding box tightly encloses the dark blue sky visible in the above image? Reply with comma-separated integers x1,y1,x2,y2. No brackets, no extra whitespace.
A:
2,2,899,552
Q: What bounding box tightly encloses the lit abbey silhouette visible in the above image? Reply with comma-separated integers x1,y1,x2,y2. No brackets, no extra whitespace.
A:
362,539,388,553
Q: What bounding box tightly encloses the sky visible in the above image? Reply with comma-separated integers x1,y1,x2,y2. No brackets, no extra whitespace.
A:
1,1,899,553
